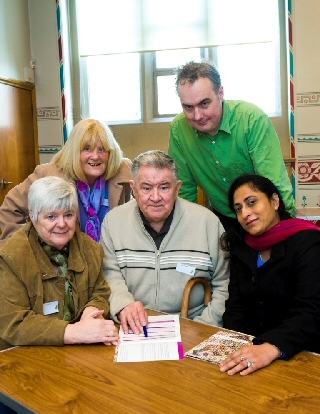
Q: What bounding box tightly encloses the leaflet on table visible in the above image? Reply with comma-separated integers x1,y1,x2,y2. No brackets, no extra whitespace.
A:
185,330,254,364
114,314,184,362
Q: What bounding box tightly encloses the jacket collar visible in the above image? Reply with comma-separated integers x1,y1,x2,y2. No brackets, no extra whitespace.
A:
133,197,184,249
233,239,287,272
27,223,85,274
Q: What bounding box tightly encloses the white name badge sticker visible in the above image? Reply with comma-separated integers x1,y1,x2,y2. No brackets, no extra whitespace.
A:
102,198,109,207
43,300,59,315
176,263,196,276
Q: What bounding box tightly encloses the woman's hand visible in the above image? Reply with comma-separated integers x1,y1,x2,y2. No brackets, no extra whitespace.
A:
81,306,104,320
219,342,281,376
64,308,120,346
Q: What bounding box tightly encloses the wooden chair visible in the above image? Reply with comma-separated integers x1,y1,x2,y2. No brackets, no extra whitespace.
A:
181,277,212,318
197,187,211,209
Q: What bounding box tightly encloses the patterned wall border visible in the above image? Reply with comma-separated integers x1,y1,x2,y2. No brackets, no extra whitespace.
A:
297,92,320,106
298,134,320,142
37,107,60,120
298,160,320,184
288,0,296,198
56,0,68,143
39,146,62,154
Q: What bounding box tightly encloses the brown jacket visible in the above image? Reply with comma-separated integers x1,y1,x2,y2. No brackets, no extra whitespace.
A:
0,159,132,247
0,222,111,350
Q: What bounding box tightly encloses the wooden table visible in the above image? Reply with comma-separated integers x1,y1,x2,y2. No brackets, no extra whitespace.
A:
1,311,320,414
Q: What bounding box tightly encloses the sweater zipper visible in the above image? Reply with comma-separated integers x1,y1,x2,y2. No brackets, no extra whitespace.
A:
155,250,160,307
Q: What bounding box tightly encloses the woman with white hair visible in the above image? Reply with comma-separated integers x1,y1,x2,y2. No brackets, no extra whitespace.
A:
0,119,132,246
0,176,119,351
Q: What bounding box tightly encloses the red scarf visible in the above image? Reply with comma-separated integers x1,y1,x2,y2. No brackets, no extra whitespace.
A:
245,218,320,251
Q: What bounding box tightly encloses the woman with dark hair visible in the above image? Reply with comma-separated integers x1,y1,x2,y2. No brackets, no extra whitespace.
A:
220,174,320,376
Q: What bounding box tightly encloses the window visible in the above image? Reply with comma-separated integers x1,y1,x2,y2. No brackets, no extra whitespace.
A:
80,54,141,123
154,48,206,117
72,0,287,129
153,43,279,118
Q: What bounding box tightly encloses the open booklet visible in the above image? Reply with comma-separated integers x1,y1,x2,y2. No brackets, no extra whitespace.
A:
185,330,254,364
114,314,184,362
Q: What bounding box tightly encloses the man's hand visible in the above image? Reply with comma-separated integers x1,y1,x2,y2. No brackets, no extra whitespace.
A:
119,301,148,335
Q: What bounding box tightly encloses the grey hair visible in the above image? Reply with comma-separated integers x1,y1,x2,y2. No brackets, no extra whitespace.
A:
28,176,78,222
175,59,221,95
131,150,178,182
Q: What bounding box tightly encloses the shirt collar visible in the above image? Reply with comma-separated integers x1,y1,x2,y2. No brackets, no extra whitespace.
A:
139,204,175,235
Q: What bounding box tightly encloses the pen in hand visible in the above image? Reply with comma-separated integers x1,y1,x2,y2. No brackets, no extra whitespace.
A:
143,325,148,337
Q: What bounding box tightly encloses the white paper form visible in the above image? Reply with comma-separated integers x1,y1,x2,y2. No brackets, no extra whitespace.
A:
115,314,184,362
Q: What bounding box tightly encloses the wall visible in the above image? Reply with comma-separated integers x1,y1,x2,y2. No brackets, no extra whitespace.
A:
27,1,293,165
111,122,170,161
291,0,320,209
5,0,319,211
28,0,64,164
0,0,31,80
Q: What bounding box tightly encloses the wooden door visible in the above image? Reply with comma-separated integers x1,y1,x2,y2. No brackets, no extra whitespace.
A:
0,78,39,206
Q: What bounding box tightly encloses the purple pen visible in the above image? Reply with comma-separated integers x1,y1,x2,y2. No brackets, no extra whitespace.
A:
143,325,148,337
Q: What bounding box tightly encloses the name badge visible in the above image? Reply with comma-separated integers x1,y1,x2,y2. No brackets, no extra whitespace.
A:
102,198,109,207
176,263,196,276
43,301,59,315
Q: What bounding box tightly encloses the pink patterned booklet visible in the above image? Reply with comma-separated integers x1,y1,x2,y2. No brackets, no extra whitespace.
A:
185,330,254,364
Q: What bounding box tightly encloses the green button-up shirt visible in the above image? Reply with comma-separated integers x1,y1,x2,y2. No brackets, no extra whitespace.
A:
169,100,295,218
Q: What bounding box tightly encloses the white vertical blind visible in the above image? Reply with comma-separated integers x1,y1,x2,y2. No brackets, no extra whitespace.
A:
76,0,278,56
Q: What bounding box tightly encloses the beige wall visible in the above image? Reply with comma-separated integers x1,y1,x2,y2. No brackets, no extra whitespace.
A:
292,0,320,208
0,1,297,173
0,0,31,80
28,0,64,161
112,122,170,161
112,117,291,163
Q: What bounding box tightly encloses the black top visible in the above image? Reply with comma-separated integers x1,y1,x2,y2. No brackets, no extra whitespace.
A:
223,230,320,358
139,206,174,249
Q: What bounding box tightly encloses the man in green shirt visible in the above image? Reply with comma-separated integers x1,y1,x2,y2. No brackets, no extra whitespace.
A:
168,60,295,229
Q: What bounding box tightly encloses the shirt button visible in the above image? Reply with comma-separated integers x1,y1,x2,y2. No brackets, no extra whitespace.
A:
223,178,226,181
215,161,219,164
212,141,215,144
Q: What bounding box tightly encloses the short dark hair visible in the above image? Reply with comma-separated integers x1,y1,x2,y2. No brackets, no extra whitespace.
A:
175,60,221,95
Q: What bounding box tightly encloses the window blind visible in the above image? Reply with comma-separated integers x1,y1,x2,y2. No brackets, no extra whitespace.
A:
76,0,278,56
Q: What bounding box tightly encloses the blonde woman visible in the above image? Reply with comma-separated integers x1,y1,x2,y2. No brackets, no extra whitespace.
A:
0,119,132,245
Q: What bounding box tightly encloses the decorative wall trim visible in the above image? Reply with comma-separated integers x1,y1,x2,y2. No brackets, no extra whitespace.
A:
297,92,320,106
288,0,296,198
298,160,320,184
39,146,61,154
56,0,67,143
37,107,60,120
298,134,320,142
